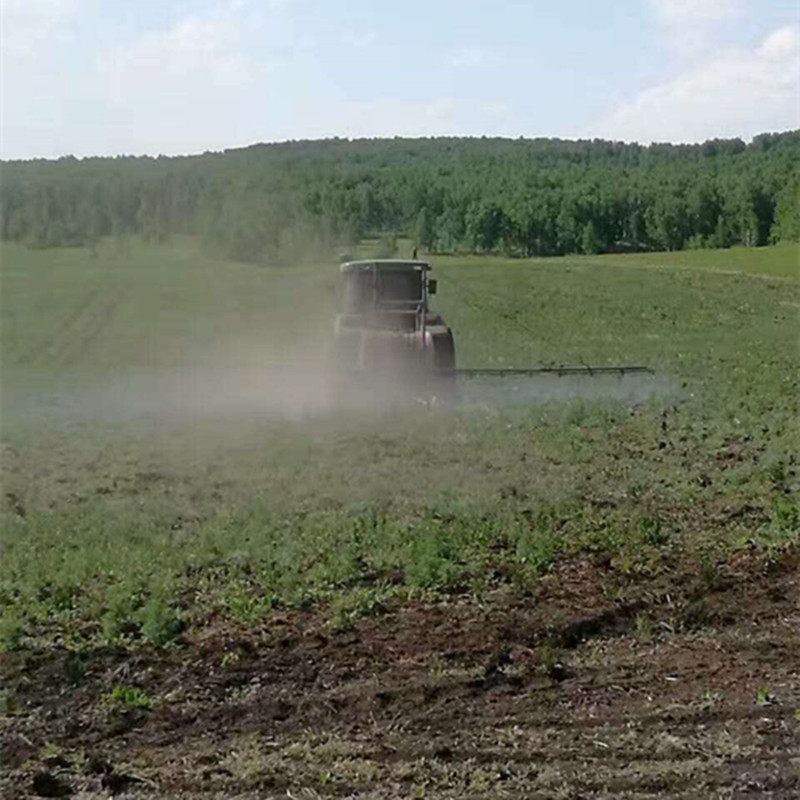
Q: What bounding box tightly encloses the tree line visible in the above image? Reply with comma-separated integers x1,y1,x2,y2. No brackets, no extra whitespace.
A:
1,132,798,263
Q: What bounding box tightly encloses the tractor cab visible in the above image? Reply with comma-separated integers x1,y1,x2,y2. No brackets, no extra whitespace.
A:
338,260,435,318
333,259,454,387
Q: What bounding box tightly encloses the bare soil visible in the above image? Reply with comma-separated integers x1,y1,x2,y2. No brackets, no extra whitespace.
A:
2,551,799,799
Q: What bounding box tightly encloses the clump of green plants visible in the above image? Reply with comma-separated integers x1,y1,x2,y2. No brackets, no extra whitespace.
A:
139,593,183,647
101,583,145,642
329,586,391,631
640,515,669,547
65,650,88,686
514,521,560,576
0,610,26,651
538,641,567,681
403,520,465,592
219,578,276,624
771,497,799,540
766,458,789,491
104,685,153,710
755,687,777,707
97,579,183,647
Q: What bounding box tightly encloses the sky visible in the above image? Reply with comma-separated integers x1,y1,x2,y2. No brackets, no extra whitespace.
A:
1,0,798,159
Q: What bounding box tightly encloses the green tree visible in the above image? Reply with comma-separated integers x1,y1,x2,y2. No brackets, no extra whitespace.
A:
581,221,602,254
415,206,434,251
771,177,800,242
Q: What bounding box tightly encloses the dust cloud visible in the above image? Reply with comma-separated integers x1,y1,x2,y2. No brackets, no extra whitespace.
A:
456,371,673,409
5,358,673,432
2,264,672,431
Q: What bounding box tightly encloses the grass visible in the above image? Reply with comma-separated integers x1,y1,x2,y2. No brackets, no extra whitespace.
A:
1,238,798,649
594,243,799,279
427,242,799,279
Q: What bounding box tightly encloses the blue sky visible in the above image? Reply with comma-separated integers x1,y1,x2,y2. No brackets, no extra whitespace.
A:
2,0,798,158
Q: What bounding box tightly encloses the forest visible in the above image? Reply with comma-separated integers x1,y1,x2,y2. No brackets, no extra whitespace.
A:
1,131,798,263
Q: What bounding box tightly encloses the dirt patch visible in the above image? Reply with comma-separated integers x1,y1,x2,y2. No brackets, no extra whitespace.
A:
2,552,799,799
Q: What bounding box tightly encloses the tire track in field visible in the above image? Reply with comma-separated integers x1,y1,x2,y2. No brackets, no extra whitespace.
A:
15,285,126,368
14,287,103,367
48,286,127,367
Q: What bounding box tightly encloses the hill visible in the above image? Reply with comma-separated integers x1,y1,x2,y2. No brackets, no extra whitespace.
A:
2,132,799,263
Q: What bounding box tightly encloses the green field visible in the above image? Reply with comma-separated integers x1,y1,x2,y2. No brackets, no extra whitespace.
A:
2,239,797,646
585,242,799,279
1,240,799,798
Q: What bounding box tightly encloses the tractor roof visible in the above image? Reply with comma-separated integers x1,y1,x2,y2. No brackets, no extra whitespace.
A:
339,259,431,273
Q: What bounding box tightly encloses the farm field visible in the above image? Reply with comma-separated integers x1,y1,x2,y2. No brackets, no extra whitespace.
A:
1,239,799,798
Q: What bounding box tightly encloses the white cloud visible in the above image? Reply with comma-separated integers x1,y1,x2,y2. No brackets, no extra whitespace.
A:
591,25,800,143
1,0,78,58
101,11,254,104
648,0,746,55
79,3,289,155
759,25,800,59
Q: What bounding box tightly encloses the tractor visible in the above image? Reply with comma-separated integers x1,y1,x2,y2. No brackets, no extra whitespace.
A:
334,259,455,398
333,257,651,402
